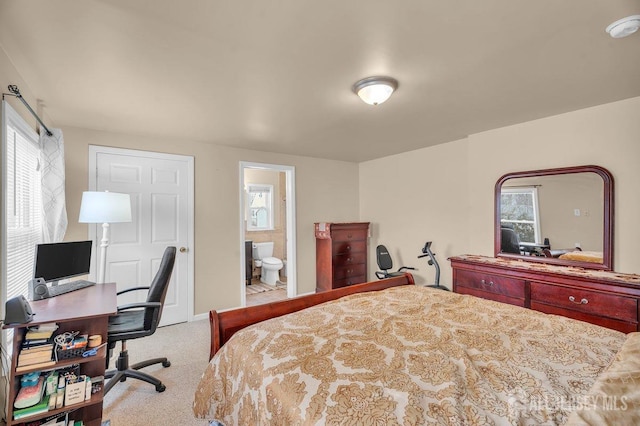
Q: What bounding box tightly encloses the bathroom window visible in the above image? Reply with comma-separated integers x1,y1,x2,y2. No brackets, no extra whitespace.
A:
246,184,274,231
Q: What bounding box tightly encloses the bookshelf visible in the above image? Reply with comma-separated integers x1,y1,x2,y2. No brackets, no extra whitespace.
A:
3,284,117,426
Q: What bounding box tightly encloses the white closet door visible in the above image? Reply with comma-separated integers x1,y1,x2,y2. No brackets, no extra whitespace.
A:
91,147,193,326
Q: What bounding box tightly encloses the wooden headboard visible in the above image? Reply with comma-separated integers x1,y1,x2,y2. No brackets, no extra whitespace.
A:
209,273,415,359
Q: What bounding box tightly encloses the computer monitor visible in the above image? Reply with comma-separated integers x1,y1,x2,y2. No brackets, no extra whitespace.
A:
33,240,92,285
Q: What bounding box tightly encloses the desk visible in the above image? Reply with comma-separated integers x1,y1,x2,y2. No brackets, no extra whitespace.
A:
3,283,117,426
519,242,550,256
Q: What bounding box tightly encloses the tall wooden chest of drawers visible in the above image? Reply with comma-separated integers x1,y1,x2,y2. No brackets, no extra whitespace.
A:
315,222,370,292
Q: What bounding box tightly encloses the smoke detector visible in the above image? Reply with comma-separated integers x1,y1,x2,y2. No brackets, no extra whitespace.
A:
606,15,640,38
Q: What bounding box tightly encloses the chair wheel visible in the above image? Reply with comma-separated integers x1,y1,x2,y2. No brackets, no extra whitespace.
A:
156,384,166,392
162,360,171,368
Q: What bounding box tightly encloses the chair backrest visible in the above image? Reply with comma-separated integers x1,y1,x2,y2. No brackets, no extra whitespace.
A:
144,246,177,332
500,226,521,254
376,245,393,271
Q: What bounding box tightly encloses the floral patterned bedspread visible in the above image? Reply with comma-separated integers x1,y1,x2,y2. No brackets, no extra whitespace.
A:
193,286,626,425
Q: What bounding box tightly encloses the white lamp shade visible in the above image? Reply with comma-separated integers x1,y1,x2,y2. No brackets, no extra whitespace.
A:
78,191,132,223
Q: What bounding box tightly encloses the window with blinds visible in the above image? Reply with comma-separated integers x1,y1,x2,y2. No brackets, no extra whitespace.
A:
2,101,42,305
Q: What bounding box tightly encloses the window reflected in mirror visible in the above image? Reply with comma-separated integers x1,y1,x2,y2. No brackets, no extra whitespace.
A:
500,186,541,245
246,184,274,231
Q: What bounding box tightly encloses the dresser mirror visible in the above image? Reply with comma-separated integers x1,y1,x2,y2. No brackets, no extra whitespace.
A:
494,165,613,270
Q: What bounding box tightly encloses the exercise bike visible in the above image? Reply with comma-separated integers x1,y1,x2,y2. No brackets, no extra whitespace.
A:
418,241,449,291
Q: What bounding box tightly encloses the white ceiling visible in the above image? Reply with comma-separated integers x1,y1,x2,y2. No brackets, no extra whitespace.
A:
1,0,639,162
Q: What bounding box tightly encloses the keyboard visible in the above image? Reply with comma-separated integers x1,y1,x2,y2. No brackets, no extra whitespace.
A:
47,280,96,297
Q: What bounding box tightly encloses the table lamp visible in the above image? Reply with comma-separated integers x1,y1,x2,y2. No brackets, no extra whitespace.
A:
78,191,132,283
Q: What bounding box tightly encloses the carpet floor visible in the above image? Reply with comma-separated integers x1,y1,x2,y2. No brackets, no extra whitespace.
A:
103,319,211,425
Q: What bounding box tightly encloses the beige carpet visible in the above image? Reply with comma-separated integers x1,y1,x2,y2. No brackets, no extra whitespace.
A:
103,319,211,425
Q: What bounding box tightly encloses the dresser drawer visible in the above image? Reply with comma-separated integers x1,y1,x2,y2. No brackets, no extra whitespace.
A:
531,302,637,333
330,229,368,242
332,240,366,255
456,286,525,307
454,269,525,299
333,251,366,267
333,275,367,288
333,264,367,280
530,282,638,323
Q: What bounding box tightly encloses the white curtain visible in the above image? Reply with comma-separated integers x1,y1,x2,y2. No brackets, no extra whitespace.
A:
39,128,68,242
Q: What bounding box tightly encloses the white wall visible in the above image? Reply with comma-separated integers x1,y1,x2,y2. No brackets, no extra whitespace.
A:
360,96,640,287
60,126,360,314
0,45,360,316
360,138,470,286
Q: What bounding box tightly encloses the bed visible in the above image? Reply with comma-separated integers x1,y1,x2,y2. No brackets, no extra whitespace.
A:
193,275,640,425
558,251,604,264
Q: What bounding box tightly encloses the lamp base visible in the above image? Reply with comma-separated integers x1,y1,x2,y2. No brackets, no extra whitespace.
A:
98,222,110,284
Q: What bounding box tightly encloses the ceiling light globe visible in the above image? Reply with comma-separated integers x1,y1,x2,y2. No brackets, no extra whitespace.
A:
352,76,398,106
357,84,394,105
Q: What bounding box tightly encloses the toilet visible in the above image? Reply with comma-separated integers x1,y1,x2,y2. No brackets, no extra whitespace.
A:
252,242,283,285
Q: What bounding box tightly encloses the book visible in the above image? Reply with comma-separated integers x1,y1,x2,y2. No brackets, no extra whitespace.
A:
13,395,50,420
18,351,53,367
26,322,58,332
31,409,73,425
25,330,55,340
18,357,53,367
16,360,56,373
25,323,58,340
22,338,52,348
20,343,54,353
18,346,54,366
19,350,52,361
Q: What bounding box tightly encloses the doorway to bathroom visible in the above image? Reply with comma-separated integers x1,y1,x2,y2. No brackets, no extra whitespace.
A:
239,162,296,307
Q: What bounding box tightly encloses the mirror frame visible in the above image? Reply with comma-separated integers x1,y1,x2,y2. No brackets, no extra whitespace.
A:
494,165,614,271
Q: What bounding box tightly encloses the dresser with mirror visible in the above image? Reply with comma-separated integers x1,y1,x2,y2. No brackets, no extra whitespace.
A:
451,165,640,333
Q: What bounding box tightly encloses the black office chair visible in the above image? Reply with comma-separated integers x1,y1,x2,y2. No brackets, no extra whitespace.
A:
104,246,176,395
375,244,415,279
500,224,521,254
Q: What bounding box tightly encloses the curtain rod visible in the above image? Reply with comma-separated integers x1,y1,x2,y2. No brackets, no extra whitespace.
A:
2,85,53,136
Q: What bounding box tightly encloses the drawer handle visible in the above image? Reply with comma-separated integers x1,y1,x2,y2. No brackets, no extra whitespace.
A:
481,279,494,286
569,296,589,305
346,245,351,250
347,234,353,239
347,258,352,263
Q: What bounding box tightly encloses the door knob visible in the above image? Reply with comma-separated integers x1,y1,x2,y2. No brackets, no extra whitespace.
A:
180,247,188,253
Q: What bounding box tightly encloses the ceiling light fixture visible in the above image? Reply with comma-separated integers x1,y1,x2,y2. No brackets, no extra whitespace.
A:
606,15,640,38
352,76,398,106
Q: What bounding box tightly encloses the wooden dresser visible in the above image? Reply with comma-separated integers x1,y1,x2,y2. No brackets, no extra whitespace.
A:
315,222,370,292
450,255,640,333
